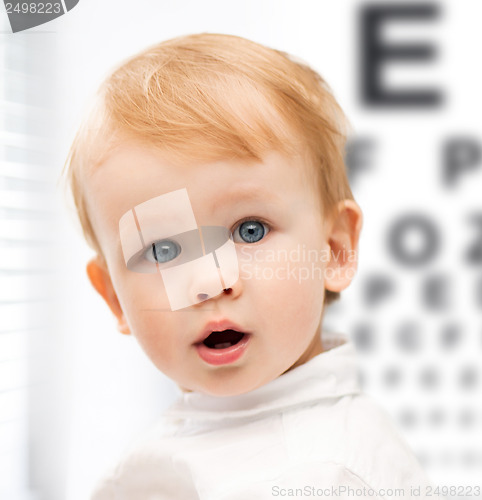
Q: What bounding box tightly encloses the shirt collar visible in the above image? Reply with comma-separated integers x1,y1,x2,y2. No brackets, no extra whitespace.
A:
164,332,361,422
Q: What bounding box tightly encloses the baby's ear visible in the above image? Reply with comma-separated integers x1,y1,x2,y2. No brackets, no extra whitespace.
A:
324,200,363,293
86,256,131,335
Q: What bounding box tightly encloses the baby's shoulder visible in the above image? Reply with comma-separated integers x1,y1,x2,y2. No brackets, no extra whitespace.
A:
283,393,412,458
282,393,431,494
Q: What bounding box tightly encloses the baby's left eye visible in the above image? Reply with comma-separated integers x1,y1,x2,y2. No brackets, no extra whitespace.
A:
233,220,269,244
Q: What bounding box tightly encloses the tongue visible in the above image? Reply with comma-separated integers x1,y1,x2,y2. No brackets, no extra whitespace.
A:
212,342,232,349
203,330,244,349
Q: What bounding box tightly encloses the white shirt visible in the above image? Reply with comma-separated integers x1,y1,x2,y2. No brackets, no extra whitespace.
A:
91,333,433,499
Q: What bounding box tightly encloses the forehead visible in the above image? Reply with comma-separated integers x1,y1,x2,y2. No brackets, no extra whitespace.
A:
89,139,315,197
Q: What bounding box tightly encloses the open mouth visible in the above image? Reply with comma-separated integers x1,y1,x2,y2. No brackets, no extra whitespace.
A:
202,329,245,349
195,324,251,365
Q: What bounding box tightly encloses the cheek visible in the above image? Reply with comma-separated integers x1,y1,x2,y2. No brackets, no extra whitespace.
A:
243,271,324,360
243,257,326,324
239,230,326,310
121,287,183,371
117,270,170,315
113,269,176,351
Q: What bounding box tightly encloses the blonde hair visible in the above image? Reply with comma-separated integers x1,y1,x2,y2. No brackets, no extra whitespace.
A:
63,33,354,304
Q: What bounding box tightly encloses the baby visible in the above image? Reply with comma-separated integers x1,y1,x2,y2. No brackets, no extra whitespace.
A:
64,33,433,499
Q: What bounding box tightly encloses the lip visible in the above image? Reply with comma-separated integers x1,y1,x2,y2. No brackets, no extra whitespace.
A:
193,319,251,366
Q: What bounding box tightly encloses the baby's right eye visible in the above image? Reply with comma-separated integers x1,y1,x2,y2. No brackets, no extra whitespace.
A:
145,240,181,264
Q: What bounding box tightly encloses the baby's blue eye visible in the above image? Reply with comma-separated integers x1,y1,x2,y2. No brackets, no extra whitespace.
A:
148,240,181,263
234,220,268,243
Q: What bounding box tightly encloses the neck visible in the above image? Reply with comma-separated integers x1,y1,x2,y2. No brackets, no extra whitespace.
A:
282,330,324,375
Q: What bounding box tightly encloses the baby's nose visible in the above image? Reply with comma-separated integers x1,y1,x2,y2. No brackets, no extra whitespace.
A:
189,266,224,305
159,226,239,310
196,287,233,303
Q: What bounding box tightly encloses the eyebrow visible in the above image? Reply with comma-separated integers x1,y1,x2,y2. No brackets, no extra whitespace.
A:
211,185,282,212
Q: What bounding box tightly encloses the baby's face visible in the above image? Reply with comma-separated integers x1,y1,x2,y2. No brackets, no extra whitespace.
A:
85,142,335,396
